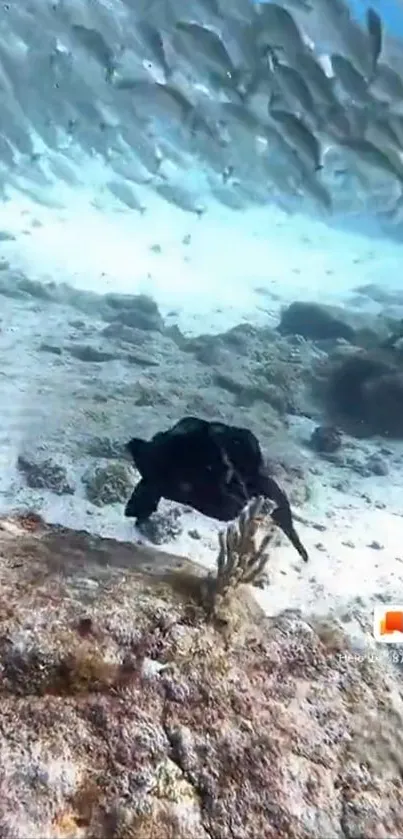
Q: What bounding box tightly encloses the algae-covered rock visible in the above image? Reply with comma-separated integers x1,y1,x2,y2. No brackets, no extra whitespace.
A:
82,462,135,506
17,455,74,495
137,507,184,544
0,515,402,839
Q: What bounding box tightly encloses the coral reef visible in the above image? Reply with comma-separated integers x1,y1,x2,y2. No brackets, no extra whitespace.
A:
82,462,136,506
310,425,342,454
17,454,75,495
203,497,278,617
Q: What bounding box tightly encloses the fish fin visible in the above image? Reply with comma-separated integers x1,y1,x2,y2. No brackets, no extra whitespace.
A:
271,505,308,562
258,471,309,561
124,479,160,521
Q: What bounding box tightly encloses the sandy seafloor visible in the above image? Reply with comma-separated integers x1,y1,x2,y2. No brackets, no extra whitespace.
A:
1,185,403,650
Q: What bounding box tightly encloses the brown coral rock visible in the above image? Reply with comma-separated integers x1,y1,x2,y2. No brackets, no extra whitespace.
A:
0,515,402,838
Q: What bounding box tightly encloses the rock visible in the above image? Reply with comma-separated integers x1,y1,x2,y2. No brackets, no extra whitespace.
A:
84,437,126,460
277,302,356,342
82,462,135,506
39,343,63,355
17,455,74,495
366,454,389,476
213,371,290,413
0,517,403,838
103,294,164,332
363,371,403,438
328,352,403,438
137,507,184,544
67,345,119,363
126,352,159,367
310,425,342,454
101,323,150,345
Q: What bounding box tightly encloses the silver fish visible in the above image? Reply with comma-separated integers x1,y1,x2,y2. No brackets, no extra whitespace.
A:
155,181,206,215
174,21,235,78
331,54,371,103
70,24,117,81
366,8,382,78
256,3,306,59
135,20,171,78
272,61,316,117
369,62,403,104
338,138,403,183
269,108,322,170
292,51,337,107
106,179,147,213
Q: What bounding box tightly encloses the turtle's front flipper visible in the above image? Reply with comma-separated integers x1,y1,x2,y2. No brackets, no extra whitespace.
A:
124,479,160,522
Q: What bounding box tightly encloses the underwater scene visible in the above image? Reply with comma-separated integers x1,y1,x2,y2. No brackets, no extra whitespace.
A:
1,0,403,836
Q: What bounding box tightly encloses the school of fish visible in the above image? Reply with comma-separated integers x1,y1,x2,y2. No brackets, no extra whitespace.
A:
2,0,403,226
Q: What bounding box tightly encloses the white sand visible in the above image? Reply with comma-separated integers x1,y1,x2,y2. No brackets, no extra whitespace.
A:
0,185,401,335
1,185,403,640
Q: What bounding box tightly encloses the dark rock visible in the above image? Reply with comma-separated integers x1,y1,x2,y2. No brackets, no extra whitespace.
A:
363,372,403,438
137,508,183,544
17,455,74,495
69,320,86,329
39,343,63,356
278,302,356,343
310,425,342,454
125,353,159,368
82,463,135,506
101,324,146,344
183,335,226,366
165,324,187,348
329,352,403,437
67,345,118,363
366,454,389,476
103,294,164,332
212,371,289,413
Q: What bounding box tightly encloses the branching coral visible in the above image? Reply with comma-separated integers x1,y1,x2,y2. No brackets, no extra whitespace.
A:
203,497,278,618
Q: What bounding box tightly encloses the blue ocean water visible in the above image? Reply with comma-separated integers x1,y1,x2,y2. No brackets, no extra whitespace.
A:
349,0,403,31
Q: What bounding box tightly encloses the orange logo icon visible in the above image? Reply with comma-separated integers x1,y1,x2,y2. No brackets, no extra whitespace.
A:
380,611,403,635
374,605,403,643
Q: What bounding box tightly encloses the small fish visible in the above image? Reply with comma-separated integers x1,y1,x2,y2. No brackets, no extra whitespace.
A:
269,109,322,170
135,20,171,78
71,24,116,81
272,61,316,117
106,179,146,213
175,21,235,77
155,181,206,215
256,3,306,59
338,139,403,182
115,80,194,129
366,7,382,78
221,101,261,132
369,62,403,103
331,54,370,102
314,0,370,76
292,51,337,107
125,416,309,561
